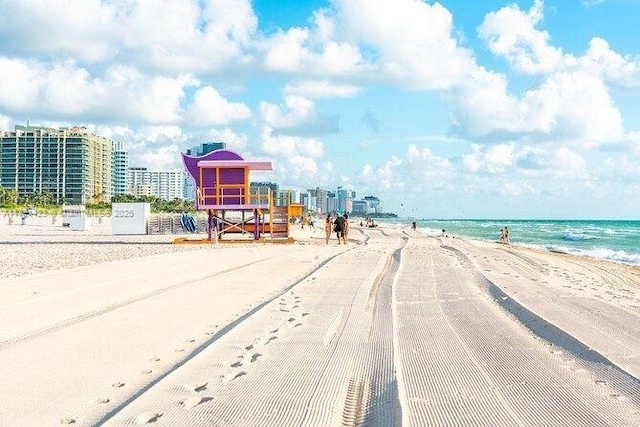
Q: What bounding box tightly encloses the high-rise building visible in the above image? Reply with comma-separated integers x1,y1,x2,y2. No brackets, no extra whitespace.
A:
300,191,310,210
0,124,112,204
308,187,328,213
183,142,227,200
112,141,128,197
128,167,185,201
327,191,338,214
352,200,369,214
186,142,226,157
337,186,347,212
363,196,382,213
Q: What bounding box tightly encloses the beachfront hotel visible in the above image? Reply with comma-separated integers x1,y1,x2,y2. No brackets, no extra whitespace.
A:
0,124,114,204
127,167,186,201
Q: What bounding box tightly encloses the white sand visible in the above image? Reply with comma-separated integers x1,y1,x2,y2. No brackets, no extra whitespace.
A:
0,216,639,426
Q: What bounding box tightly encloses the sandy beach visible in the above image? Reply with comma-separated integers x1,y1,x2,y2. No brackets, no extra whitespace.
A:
0,216,639,426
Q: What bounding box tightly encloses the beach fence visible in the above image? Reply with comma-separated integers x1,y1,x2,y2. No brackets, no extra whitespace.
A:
147,213,207,235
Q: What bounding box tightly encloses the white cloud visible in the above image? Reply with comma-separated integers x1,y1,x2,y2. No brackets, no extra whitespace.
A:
259,95,340,137
138,143,184,171
185,87,251,126
462,143,515,174
553,147,588,179
0,0,117,61
286,155,319,177
580,38,640,88
119,0,258,72
0,114,11,131
284,80,360,99
450,67,624,147
259,96,315,130
0,0,258,73
259,127,324,159
334,0,476,89
0,58,197,124
478,1,640,87
204,128,249,151
262,10,364,76
478,0,564,74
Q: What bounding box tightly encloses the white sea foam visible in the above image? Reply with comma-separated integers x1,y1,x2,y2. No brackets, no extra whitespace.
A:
575,248,640,265
562,232,597,241
542,244,640,265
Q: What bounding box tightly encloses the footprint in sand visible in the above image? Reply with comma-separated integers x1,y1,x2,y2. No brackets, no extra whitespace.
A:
185,339,195,343
230,361,243,368
302,313,310,317
136,412,161,424
112,381,125,388
595,380,607,386
140,369,153,374
243,352,262,363
182,395,212,408
174,348,185,353
149,357,160,362
96,398,110,404
60,417,76,424
185,382,208,393
222,371,246,383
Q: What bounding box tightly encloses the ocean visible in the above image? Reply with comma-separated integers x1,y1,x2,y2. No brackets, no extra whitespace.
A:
392,219,640,266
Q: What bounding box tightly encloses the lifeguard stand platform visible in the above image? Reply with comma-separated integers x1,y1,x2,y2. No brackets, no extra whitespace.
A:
176,148,302,243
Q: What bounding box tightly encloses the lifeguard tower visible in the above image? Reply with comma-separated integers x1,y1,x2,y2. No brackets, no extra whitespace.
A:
177,148,302,242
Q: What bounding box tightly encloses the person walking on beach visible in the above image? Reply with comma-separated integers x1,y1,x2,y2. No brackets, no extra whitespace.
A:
324,214,333,244
333,214,345,244
504,226,510,243
342,213,349,244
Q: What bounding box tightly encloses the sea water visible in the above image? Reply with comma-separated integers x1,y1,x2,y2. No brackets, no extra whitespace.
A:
393,219,640,266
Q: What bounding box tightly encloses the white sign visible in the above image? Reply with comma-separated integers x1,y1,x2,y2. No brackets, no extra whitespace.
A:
112,203,150,235
62,205,92,231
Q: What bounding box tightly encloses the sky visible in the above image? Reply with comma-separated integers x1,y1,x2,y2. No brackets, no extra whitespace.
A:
0,0,639,220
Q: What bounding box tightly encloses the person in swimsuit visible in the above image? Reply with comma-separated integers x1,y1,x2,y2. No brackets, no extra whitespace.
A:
324,214,333,244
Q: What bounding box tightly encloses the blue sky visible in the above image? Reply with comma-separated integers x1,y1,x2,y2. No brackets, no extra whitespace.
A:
0,0,639,219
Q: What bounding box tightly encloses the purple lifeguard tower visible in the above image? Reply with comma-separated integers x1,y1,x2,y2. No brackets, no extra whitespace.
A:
181,149,291,241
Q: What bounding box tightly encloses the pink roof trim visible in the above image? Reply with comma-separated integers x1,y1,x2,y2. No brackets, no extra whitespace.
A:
197,160,273,171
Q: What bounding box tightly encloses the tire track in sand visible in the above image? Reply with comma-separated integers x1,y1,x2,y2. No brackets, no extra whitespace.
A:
93,250,348,426
0,255,285,351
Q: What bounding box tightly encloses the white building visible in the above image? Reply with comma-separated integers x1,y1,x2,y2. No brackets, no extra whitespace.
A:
128,167,185,201
112,141,128,197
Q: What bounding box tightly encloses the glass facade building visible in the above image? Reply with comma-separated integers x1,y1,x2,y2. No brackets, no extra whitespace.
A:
111,141,129,197
0,125,113,204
